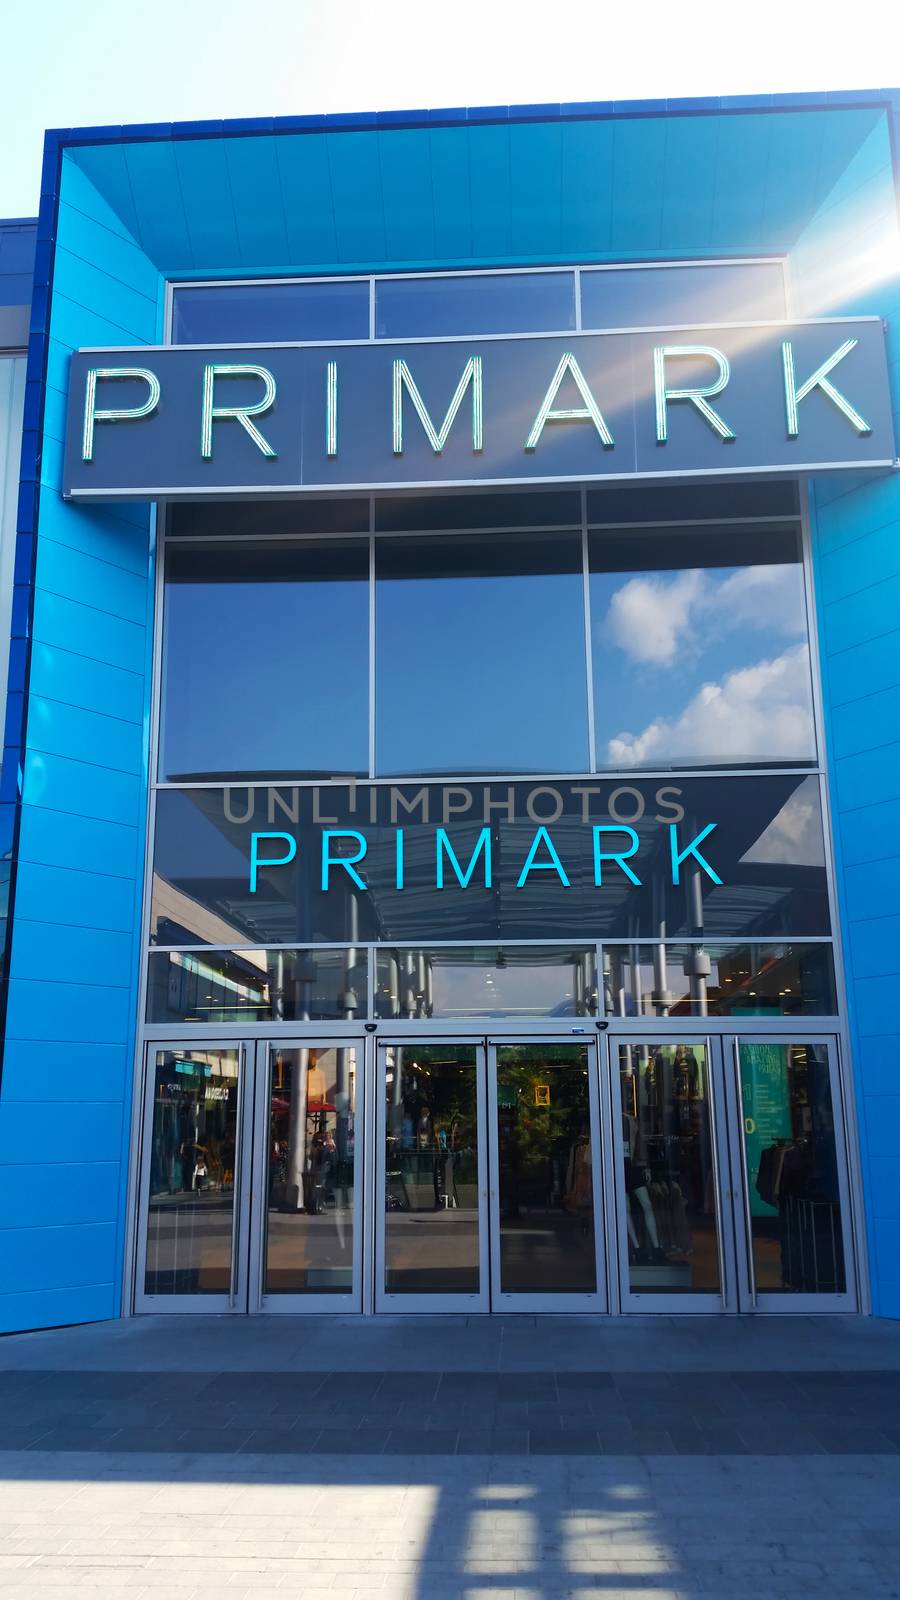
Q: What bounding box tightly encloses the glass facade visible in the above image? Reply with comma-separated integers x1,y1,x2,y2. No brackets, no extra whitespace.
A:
136,256,852,1320
149,444,833,1018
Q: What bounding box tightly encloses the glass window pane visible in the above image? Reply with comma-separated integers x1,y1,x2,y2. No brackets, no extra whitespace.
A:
167,500,369,537
375,530,589,775
264,1046,358,1295
160,540,369,781
383,1044,480,1295
617,1041,721,1295
586,481,798,524
146,949,367,1025
603,943,836,1018
589,523,816,770
376,272,575,337
172,280,370,343
495,1043,596,1294
143,1048,241,1296
375,488,581,532
150,774,831,947
581,262,786,330
375,947,597,1019
738,1041,846,1294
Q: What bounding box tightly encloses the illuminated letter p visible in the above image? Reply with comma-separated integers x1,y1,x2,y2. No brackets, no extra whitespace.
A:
82,367,160,461
249,831,296,893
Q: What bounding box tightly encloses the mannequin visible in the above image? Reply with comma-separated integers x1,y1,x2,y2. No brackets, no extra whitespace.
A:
622,1113,667,1265
673,1044,700,1099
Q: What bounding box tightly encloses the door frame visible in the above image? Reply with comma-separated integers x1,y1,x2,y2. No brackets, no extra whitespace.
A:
486,1035,608,1312
724,1032,858,1314
248,1038,368,1314
605,1032,736,1314
134,1038,254,1314
374,1036,491,1313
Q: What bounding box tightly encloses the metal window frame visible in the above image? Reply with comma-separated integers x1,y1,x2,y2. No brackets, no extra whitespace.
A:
164,256,790,349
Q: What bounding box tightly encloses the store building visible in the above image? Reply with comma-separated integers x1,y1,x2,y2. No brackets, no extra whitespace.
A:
1,89,900,1330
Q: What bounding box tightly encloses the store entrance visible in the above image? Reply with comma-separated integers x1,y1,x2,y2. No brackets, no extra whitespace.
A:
376,1038,606,1312
132,1030,857,1315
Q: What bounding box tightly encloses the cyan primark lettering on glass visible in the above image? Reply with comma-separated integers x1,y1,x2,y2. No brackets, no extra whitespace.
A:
151,776,832,945
64,319,895,498
248,819,722,894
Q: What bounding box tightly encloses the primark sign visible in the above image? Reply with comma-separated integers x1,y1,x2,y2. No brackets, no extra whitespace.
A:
63,319,896,499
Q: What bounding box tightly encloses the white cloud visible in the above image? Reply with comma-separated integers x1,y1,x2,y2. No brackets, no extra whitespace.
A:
716,564,808,638
602,563,806,668
605,570,706,665
606,644,816,767
742,776,824,868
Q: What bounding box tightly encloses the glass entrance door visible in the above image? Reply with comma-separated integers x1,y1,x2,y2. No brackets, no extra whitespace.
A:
488,1041,605,1310
252,1042,364,1311
728,1036,856,1312
376,1041,489,1311
608,1032,857,1313
611,1037,731,1311
135,1037,365,1312
136,1043,252,1312
375,1037,606,1312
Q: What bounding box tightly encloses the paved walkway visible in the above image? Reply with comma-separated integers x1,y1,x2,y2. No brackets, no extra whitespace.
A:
0,1315,898,1598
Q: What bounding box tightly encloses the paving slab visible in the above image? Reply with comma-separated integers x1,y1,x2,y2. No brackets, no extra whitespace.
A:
0,1317,898,1596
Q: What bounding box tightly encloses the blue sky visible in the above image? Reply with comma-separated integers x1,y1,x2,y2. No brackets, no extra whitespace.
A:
1,0,896,217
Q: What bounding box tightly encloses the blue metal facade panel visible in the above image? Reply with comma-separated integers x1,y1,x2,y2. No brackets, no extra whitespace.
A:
1,91,899,1329
0,144,157,1332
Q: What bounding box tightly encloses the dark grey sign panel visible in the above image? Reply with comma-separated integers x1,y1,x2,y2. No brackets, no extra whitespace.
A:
63,320,896,500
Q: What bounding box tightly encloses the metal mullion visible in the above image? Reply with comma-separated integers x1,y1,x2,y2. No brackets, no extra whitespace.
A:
486,1042,500,1306
362,1033,377,1316
597,1029,622,1315
245,1041,269,1313
369,498,376,779
705,1036,732,1310
581,487,597,773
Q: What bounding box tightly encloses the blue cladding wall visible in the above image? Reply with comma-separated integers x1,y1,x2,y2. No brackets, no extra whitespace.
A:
0,154,159,1332
3,94,900,1329
786,113,900,1318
